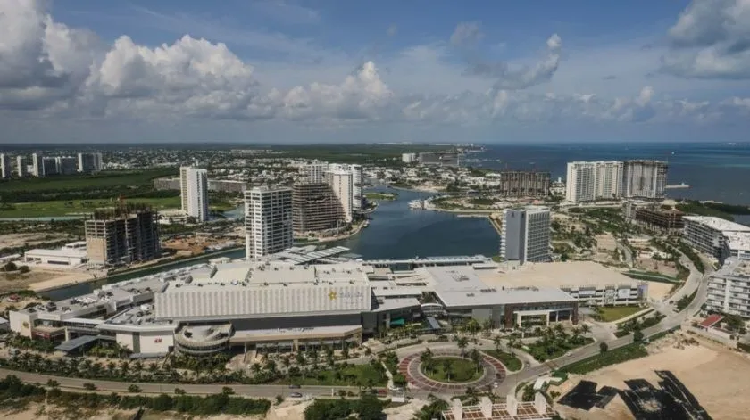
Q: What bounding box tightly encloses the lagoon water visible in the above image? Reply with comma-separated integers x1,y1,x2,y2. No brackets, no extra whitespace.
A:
42,142,750,299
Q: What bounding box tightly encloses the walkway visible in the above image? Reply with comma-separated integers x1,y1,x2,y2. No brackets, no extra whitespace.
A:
398,350,505,394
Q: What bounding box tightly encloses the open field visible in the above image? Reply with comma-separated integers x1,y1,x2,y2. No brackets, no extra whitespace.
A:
0,233,75,249
552,334,750,420
0,169,176,193
0,269,96,294
596,306,643,322
0,197,181,218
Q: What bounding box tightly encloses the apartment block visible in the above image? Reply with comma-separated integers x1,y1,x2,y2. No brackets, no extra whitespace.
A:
245,187,293,260
85,206,161,267
565,161,623,203
327,170,354,223
706,258,750,318
15,156,27,177
180,167,209,222
0,154,11,178
78,152,103,173
494,171,551,198
501,206,551,264
621,160,668,199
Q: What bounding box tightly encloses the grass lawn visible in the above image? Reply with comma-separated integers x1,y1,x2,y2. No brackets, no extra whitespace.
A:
287,364,387,387
0,197,181,218
0,169,176,193
596,306,643,322
484,349,523,371
558,343,648,375
422,357,482,383
0,196,235,218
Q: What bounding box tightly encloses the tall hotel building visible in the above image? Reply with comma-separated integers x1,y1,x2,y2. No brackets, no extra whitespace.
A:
565,161,623,203
501,206,551,264
621,160,668,199
327,170,354,223
245,187,293,260
180,167,209,222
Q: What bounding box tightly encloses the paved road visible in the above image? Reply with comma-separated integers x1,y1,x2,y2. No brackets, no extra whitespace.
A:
616,241,634,268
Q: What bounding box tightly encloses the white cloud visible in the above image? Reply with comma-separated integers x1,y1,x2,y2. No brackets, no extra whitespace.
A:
1,0,750,138
662,0,750,78
463,34,563,90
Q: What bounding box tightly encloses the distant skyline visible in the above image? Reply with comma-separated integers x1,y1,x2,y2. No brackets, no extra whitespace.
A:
1,0,750,144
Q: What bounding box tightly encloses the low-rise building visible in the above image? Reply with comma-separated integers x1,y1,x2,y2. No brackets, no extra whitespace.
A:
635,208,684,232
442,394,553,420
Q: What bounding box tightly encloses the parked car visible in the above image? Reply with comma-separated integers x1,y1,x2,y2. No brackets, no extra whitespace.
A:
290,392,303,398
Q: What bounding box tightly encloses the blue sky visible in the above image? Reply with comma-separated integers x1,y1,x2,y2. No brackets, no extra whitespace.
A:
2,0,750,144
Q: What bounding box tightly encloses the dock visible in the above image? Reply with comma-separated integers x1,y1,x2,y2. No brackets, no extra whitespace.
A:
665,183,690,189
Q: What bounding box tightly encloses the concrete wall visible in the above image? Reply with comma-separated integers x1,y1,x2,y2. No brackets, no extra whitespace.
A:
116,332,135,351
138,332,174,353
9,311,34,338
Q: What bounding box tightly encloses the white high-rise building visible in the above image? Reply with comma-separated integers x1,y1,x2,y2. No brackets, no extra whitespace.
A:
0,154,11,178
78,152,103,173
15,156,27,177
621,160,668,199
565,161,623,203
349,164,363,211
180,167,209,222
402,153,417,163
500,206,551,265
301,161,330,184
31,153,44,177
327,170,354,223
244,187,293,260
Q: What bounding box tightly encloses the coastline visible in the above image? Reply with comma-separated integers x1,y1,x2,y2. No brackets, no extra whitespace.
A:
30,246,244,293
387,184,442,194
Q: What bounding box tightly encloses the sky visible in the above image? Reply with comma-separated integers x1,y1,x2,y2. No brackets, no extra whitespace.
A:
1,0,750,144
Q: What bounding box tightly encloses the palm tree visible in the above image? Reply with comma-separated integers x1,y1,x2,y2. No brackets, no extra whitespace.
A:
456,336,469,356
553,323,564,336
420,348,434,374
295,352,306,367
581,324,591,335
493,335,502,352
468,349,482,373
250,363,262,375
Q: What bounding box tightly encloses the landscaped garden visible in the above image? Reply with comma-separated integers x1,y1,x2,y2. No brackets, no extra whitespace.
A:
523,325,594,362
421,357,482,383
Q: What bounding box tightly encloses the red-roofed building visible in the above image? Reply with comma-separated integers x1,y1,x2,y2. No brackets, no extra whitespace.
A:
699,315,723,329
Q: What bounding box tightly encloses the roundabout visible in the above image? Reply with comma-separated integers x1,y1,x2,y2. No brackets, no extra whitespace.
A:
398,349,506,393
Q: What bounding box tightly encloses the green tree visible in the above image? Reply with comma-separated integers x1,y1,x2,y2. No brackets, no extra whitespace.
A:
128,384,141,393
3,261,17,271
19,265,30,274
633,330,644,343
599,342,609,353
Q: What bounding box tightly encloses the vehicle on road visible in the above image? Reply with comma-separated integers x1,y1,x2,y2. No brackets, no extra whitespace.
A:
289,384,301,389
290,392,303,398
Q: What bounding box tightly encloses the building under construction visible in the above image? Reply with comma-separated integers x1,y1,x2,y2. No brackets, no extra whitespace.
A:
85,203,161,267
292,183,346,235
494,171,551,197
635,208,685,232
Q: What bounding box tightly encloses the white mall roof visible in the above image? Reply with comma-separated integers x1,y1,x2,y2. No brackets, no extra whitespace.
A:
421,266,575,308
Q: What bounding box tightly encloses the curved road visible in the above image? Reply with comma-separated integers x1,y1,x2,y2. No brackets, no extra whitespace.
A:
0,253,710,400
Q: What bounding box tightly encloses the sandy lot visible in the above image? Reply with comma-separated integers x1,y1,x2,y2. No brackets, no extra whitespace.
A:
645,282,673,301
0,268,96,294
552,335,750,420
596,235,617,252
0,233,73,250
